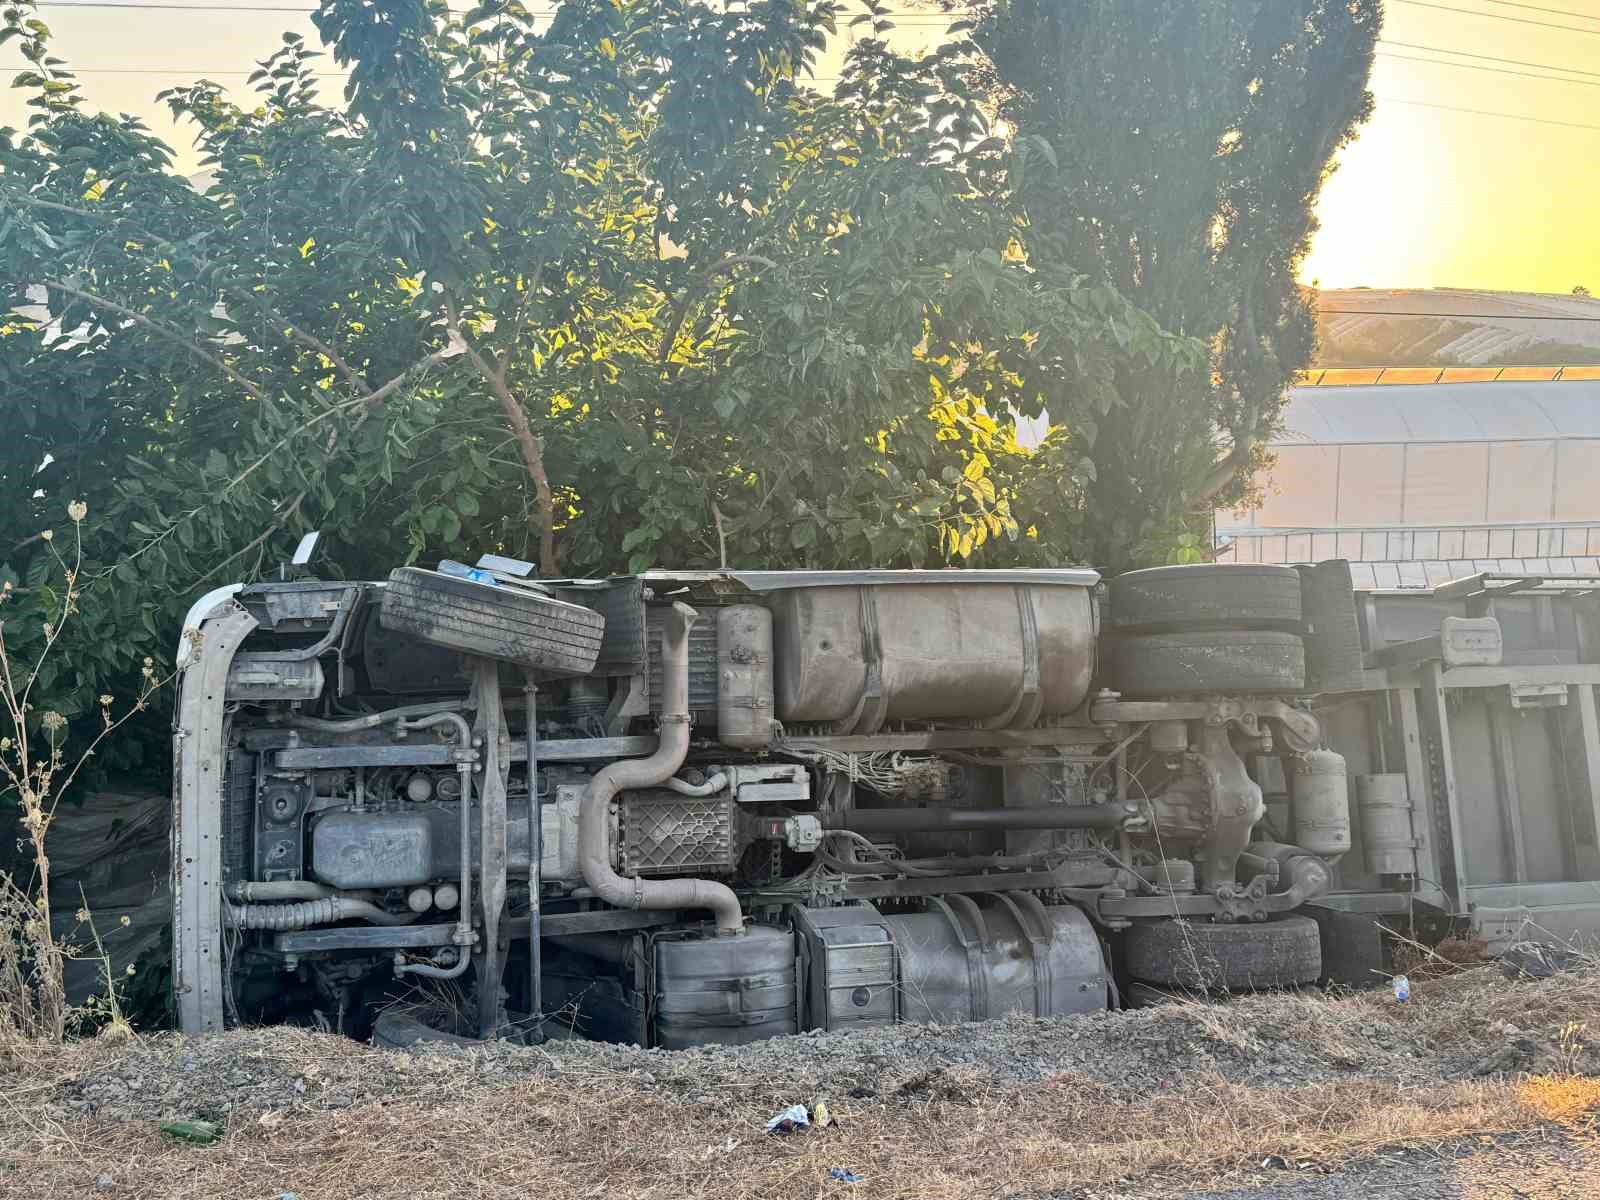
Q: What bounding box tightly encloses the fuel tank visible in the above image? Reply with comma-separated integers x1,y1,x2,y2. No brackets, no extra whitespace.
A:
770,581,1097,729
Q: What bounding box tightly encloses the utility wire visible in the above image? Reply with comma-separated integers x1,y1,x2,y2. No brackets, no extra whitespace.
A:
31,0,966,11
12,68,1600,136
1375,93,1600,132
1378,48,1600,86
1478,0,1600,20
1390,0,1600,36
1379,37,1600,80
1,60,846,81
1318,309,1600,320
3,64,351,73
20,37,1600,87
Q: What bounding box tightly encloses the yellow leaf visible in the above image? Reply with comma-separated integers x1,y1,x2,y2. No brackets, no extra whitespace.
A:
978,477,997,504
598,36,617,60
974,521,988,548
958,529,975,559
298,237,315,258
963,452,990,483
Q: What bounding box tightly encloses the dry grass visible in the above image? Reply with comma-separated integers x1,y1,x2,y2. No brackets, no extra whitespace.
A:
1389,930,1491,981
0,1059,1592,1200
1384,962,1600,1055
3,961,1599,1198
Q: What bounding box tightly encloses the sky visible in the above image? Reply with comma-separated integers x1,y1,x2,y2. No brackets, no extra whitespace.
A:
3,0,1599,296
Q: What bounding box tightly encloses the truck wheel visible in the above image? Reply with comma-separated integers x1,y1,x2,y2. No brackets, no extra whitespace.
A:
371,1005,479,1050
1108,564,1303,633
1103,630,1305,696
1124,915,1321,991
381,567,605,677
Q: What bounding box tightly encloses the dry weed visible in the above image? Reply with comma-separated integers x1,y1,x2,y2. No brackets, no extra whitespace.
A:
1515,1074,1600,1125
0,1064,1572,1200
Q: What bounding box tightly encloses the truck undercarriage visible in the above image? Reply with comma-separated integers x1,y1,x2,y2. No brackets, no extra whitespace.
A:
173,563,1372,1045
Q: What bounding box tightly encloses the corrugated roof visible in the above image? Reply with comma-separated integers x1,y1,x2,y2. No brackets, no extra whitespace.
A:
1277,378,1600,446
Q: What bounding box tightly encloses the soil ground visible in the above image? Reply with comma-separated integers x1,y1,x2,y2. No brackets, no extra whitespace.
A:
2,963,1598,1199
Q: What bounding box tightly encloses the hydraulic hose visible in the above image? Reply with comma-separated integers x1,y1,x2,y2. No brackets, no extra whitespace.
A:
226,897,416,930
664,772,730,797
227,881,336,902
577,602,745,935
281,700,464,734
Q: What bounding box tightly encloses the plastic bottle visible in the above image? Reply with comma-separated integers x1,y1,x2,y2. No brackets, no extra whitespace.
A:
1392,974,1410,1002
436,559,498,586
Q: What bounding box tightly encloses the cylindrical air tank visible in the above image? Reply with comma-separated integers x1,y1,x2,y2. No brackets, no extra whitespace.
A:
1290,749,1352,857
1355,773,1416,876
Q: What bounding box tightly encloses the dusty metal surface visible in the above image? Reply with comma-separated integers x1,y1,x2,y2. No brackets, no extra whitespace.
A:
173,605,258,1035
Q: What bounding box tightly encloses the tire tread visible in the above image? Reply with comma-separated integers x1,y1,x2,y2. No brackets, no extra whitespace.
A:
1110,564,1303,633
380,567,604,675
1124,915,1322,990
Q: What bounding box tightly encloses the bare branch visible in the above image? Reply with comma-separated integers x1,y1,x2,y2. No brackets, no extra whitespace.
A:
446,299,559,575
22,196,379,400
101,345,455,581
712,501,729,571
658,254,779,367
42,281,265,400
196,490,306,586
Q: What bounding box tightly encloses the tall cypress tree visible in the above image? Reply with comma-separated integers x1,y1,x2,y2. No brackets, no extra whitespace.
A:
961,0,1379,565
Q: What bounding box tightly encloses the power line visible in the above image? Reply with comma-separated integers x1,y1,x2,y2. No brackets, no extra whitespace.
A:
1479,0,1600,20
1320,309,1600,320
1376,93,1600,132
2,60,845,81
1377,48,1600,86
3,64,350,73
17,35,1600,88
35,1,331,8
1379,37,1600,80
30,0,962,12
1391,0,1600,36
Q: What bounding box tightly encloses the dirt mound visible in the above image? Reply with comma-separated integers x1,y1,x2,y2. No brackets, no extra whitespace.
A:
4,965,1598,1199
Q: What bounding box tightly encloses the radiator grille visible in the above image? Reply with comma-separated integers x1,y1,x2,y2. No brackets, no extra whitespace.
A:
645,604,720,720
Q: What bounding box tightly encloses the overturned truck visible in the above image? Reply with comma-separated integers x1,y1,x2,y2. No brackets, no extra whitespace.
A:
172,562,1390,1043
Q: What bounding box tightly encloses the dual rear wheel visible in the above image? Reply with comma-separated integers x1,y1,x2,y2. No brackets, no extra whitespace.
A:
1103,564,1308,696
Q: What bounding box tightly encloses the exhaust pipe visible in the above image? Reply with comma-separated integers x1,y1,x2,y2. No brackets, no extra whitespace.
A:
577,602,745,936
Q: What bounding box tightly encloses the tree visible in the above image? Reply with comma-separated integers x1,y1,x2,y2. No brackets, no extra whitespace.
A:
1,0,1199,734
956,0,1379,565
